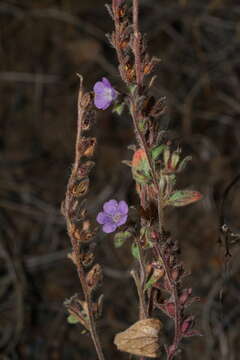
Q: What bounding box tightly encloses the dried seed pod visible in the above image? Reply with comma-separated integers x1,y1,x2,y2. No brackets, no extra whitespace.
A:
141,96,156,116
64,295,90,330
114,318,162,358
86,264,103,291
78,137,96,158
71,178,89,198
82,108,96,131
77,161,95,178
80,251,94,267
70,223,82,242
70,221,94,243
80,92,93,108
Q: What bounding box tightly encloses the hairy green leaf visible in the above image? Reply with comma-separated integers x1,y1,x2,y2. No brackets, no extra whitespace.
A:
168,190,202,207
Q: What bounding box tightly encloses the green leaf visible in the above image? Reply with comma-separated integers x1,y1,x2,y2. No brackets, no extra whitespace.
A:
113,102,125,116
114,231,132,248
67,314,79,324
139,119,147,132
178,156,192,172
132,149,152,184
131,243,140,259
151,144,165,160
144,275,157,290
168,190,202,207
129,84,137,95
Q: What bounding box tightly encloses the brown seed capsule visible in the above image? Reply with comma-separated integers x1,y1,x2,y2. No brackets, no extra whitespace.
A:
72,178,89,197
71,224,82,241
114,318,162,358
124,63,136,83
77,161,95,178
80,251,94,267
82,108,96,131
80,92,92,108
86,264,103,291
79,137,96,158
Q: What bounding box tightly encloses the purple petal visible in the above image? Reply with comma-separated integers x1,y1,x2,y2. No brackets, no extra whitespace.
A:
111,87,118,100
103,223,117,233
94,95,110,110
118,200,128,215
101,77,111,88
101,99,112,110
96,212,110,225
93,81,105,94
116,214,128,227
103,199,118,215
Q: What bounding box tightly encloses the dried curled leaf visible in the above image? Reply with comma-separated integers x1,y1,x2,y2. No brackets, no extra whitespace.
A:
114,318,162,358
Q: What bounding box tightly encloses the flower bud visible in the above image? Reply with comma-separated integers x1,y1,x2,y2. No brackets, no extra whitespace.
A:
179,288,192,305
171,268,179,281
166,302,175,317
181,316,194,334
170,150,180,170
163,147,171,168
159,174,167,194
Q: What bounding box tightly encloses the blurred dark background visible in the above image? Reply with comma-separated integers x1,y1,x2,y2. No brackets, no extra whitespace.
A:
0,0,240,359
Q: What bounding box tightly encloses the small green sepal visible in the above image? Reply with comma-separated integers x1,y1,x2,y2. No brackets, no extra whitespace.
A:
131,243,140,259
67,314,79,324
114,231,132,248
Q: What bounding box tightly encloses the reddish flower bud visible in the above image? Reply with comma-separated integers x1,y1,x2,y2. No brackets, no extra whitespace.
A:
171,268,179,281
166,302,175,317
151,231,159,241
179,288,192,305
168,344,177,358
181,316,194,334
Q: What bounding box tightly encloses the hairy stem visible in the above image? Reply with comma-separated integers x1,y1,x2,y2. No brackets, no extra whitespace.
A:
132,0,143,89
131,2,181,358
153,243,182,360
135,236,148,319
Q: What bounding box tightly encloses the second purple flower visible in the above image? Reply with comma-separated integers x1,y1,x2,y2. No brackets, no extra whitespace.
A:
96,199,128,233
93,77,117,110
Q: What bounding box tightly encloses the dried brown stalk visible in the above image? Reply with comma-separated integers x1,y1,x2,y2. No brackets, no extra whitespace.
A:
63,75,105,360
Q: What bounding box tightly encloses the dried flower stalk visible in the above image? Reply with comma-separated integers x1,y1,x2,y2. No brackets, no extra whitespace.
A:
62,76,105,360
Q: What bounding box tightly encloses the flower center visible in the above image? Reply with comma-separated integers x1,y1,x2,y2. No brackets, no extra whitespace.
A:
113,213,121,223
104,87,113,101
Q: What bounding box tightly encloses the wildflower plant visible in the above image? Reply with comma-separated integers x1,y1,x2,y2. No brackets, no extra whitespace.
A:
62,1,202,360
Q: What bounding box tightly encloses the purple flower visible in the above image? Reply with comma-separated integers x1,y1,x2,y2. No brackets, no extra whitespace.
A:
93,77,117,110
96,199,128,233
